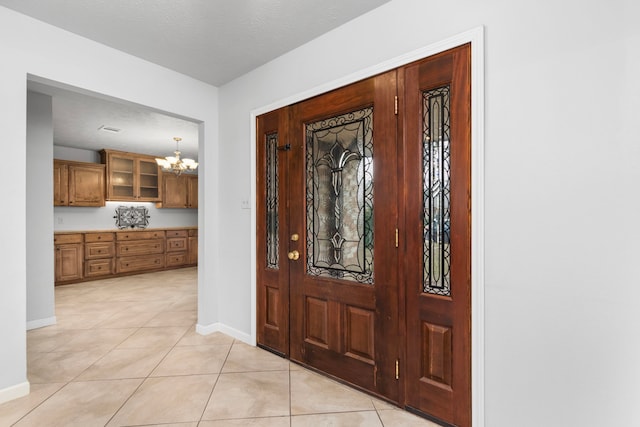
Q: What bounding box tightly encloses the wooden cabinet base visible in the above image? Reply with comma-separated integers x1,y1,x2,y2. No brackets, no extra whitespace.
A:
85,258,114,278
117,255,165,273
55,227,197,286
166,252,188,268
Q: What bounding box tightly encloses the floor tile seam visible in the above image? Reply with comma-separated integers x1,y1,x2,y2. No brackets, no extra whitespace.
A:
218,368,291,375
145,372,223,379
199,414,293,422
102,377,148,427
374,405,386,426
288,366,293,426
197,339,234,424
4,382,67,426
63,325,142,383
290,409,379,417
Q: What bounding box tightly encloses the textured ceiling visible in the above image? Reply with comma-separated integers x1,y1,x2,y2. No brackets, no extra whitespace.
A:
1,0,389,86
6,0,388,159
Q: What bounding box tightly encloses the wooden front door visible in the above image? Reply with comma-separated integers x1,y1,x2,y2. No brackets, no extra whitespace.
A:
257,44,472,426
288,71,399,400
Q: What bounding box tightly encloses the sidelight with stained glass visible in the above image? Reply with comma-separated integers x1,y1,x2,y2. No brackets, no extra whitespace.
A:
423,86,451,296
266,132,279,269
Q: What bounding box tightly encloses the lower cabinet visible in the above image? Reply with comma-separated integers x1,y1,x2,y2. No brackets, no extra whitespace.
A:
188,229,198,266
116,230,165,274
55,227,196,285
117,254,165,273
54,233,83,283
84,232,114,278
166,229,188,268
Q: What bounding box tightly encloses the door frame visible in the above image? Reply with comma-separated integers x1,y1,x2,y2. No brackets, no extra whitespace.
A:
250,26,485,426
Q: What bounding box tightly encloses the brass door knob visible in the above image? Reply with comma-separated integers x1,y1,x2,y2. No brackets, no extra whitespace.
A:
287,250,300,261
291,233,299,241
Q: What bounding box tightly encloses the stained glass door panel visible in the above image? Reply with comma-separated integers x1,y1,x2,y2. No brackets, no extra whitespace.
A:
306,107,374,284
288,71,399,401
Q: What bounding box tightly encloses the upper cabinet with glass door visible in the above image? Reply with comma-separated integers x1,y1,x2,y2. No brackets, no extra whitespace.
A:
100,149,162,202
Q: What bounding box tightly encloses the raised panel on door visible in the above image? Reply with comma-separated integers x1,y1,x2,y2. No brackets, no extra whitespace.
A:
402,44,472,427
256,108,290,355
162,174,188,208
55,243,83,282
116,239,164,257
68,164,105,206
187,175,198,208
85,242,115,259
289,70,399,400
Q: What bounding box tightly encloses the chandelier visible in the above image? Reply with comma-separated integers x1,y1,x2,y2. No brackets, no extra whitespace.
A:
155,137,198,176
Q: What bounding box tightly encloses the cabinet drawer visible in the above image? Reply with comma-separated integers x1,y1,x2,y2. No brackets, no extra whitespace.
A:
85,232,114,243
85,242,115,259
166,252,188,267
116,255,164,273
116,239,164,256
54,234,83,244
116,230,165,240
85,258,113,277
166,229,187,238
167,237,188,252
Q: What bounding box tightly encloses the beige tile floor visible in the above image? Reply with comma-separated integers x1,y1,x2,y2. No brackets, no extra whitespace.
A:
1,268,438,427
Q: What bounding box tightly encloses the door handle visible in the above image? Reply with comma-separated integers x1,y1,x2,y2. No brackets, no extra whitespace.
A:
287,250,300,261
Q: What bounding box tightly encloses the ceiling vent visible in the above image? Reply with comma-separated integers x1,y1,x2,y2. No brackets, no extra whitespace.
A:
98,125,121,133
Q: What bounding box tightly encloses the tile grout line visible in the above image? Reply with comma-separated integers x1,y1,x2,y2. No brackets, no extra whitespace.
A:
196,338,235,424
102,310,197,426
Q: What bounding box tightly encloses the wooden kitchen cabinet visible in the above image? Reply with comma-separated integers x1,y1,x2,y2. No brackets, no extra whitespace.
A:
84,232,114,278
53,160,105,207
54,233,83,283
116,230,165,273
100,149,162,202
55,227,197,285
166,229,188,267
158,174,198,208
187,175,198,208
188,228,198,265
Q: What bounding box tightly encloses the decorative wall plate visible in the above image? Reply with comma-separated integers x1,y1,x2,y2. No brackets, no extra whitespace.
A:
114,206,150,229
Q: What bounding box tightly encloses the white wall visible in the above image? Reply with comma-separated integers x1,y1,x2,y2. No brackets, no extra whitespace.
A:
217,0,640,425
0,6,219,403
26,91,56,329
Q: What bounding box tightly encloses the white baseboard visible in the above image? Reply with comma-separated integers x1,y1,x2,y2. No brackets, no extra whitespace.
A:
196,322,253,345
26,316,57,331
0,381,30,405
